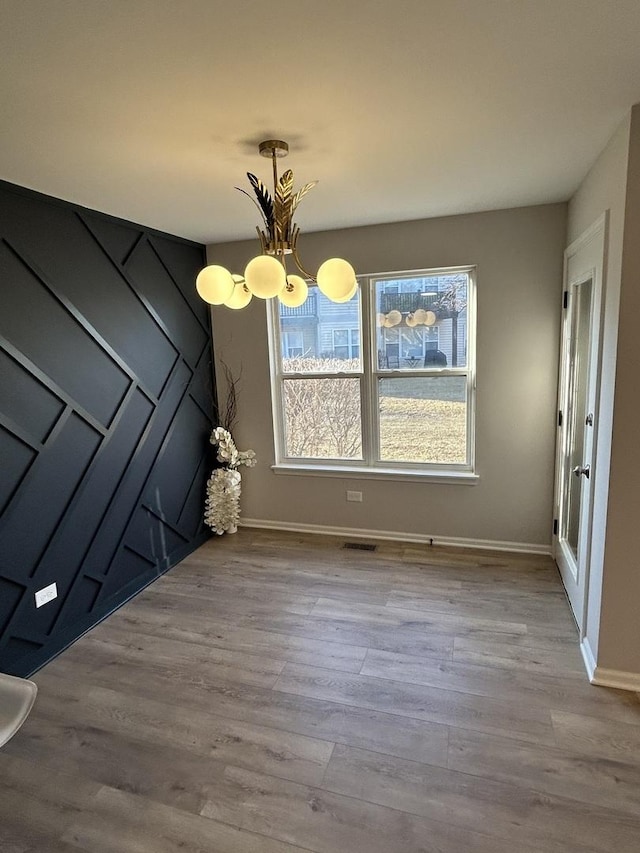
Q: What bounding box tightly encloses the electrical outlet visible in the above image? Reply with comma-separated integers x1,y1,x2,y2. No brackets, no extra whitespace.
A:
346,490,363,502
35,582,58,608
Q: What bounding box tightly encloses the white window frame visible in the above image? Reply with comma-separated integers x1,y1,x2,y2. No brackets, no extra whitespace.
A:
267,266,477,483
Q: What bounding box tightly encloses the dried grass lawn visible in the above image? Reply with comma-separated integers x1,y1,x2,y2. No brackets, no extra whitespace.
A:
379,396,466,464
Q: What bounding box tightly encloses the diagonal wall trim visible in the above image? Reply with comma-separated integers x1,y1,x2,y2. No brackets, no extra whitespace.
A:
78,213,180,347
40,392,156,639
148,236,211,335
0,412,46,452
120,228,146,267
0,335,109,437
5,238,140,387
82,210,205,369
26,417,104,579
75,212,182,397
0,429,38,516
0,178,214,675
92,363,192,577
141,503,191,542
122,543,158,568
0,406,74,528
176,454,209,530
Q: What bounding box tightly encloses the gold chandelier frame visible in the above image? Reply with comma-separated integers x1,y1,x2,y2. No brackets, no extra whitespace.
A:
195,140,356,310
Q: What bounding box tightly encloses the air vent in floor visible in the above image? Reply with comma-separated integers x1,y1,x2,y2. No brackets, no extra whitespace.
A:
342,542,377,552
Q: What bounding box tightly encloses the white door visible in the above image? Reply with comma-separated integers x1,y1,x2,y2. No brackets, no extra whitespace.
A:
553,215,606,633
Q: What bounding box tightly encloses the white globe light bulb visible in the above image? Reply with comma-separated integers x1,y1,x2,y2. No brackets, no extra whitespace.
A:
331,281,358,303
423,310,437,326
244,255,286,299
224,277,253,309
279,275,309,308
316,258,356,301
387,309,402,327
195,265,235,305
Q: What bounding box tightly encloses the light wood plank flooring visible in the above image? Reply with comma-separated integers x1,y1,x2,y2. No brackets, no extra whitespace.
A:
2,529,640,852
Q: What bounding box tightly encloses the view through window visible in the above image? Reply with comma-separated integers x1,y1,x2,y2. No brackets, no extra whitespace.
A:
270,268,475,471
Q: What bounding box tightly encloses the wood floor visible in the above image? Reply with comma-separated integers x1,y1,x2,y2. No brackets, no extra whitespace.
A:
2,529,640,853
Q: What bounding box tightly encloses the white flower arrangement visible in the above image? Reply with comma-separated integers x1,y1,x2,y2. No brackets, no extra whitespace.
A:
204,468,242,535
211,426,257,471
204,427,256,535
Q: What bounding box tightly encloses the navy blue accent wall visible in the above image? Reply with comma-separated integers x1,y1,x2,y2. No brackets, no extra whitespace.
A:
0,180,215,676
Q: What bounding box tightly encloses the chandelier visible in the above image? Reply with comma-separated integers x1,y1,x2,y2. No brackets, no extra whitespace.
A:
377,309,437,328
195,140,357,310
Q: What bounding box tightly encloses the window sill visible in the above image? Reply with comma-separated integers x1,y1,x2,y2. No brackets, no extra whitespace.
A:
270,463,479,485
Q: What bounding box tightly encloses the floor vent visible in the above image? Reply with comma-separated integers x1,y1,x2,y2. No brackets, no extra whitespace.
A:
343,542,377,552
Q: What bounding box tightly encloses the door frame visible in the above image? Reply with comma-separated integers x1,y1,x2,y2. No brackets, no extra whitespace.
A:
553,212,607,636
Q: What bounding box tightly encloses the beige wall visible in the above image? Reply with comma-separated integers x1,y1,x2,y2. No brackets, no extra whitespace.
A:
603,106,640,674
567,112,632,669
209,203,566,549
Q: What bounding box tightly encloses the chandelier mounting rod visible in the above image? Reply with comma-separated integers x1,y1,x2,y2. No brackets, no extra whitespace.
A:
262,141,287,271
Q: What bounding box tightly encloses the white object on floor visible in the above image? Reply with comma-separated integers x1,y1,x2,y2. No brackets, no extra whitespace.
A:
0,672,37,748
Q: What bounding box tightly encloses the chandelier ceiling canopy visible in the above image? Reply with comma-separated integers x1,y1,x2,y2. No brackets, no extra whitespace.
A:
196,140,356,310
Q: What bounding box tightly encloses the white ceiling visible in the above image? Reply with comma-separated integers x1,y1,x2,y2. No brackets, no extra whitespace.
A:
1,1,640,244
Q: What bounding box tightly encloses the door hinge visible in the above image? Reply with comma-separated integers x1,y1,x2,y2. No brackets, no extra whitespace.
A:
558,410,563,427
553,518,559,536
563,290,569,309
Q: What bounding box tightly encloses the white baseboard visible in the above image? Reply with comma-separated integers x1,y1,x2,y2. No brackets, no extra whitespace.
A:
580,637,640,691
580,636,597,681
239,518,551,555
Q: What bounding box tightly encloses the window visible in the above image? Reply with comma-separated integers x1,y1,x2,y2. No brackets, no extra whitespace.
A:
379,326,439,368
282,330,304,358
332,328,359,360
268,267,476,476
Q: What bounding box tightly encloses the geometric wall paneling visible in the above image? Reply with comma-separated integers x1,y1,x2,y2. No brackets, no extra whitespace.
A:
3,637,44,659
0,577,28,636
18,389,156,637
0,241,132,428
77,359,193,580
98,545,157,603
80,213,143,267
0,412,103,577
122,506,189,573
125,238,209,369
0,179,214,676
68,576,103,617
0,427,38,516
188,341,219,421
0,347,66,444
149,234,211,324
78,215,181,401
28,202,180,402
142,394,213,525
175,453,211,540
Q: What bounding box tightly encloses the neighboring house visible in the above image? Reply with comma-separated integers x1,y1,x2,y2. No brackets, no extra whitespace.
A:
280,275,467,368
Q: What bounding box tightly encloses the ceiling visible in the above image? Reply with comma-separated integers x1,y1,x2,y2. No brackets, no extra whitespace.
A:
2,1,640,245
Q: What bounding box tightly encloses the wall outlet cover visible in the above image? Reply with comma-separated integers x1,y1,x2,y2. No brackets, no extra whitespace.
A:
35,583,58,608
